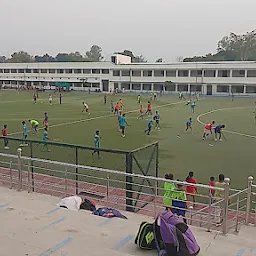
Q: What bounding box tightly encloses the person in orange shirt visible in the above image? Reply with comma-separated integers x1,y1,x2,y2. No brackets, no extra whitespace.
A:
2,124,9,150
114,102,119,116
202,121,215,140
145,101,152,115
137,105,144,119
185,171,198,207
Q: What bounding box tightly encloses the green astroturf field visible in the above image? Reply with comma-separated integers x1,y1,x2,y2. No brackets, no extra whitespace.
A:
0,90,255,189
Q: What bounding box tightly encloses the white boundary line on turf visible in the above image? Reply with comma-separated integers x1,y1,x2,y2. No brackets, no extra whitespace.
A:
196,106,256,139
9,100,185,136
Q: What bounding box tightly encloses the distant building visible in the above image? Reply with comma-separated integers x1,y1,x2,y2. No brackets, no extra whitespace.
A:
0,58,256,95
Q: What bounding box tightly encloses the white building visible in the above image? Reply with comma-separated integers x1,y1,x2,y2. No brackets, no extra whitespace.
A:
1,59,256,95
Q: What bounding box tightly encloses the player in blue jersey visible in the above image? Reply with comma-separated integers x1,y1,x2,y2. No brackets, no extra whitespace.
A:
185,117,192,132
119,114,128,137
21,121,29,146
92,130,101,158
145,119,153,135
153,111,161,130
214,124,225,141
191,101,196,113
42,127,51,152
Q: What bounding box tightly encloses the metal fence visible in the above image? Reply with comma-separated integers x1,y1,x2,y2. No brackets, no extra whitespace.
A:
0,137,158,206
0,150,255,235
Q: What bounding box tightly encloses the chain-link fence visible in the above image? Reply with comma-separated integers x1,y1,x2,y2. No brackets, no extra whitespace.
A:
0,137,159,212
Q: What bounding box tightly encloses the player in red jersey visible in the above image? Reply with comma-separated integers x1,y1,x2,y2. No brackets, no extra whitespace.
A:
202,121,215,140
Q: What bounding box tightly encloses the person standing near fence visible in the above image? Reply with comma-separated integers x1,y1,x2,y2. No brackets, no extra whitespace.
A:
214,174,225,226
185,172,198,208
22,121,28,146
163,173,176,210
92,130,101,159
2,124,9,150
42,127,51,152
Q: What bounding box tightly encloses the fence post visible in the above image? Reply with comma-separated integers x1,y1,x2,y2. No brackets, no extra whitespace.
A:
29,142,35,192
106,175,110,207
207,193,212,232
223,178,230,235
246,176,254,225
154,179,158,217
155,142,159,196
17,148,22,191
75,148,78,194
27,160,31,193
125,152,134,212
9,160,13,189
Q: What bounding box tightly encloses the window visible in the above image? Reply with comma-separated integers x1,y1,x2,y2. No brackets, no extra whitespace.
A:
65,69,73,74
83,69,91,74
18,69,24,73
41,69,47,73
33,69,39,73
142,83,151,90
190,70,202,77
121,70,130,76
121,83,130,90
25,69,31,73
132,70,141,77
0,69,3,73
102,69,109,74
154,70,165,77
57,69,64,74
49,69,55,74
132,83,141,90
247,70,256,77
92,69,100,74
74,69,81,74
217,85,229,93
246,86,256,93
49,82,55,86
232,70,245,77
11,69,17,73
113,70,120,76
178,70,189,77
153,84,163,91
166,70,176,77
92,83,100,88
178,84,188,91
4,69,10,73
232,85,244,93
33,81,39,86
11,81,17,85
143,70,152,77
190,84,202,92
26,81,32,86
218,70,230,77
165,83,175,91
204,70,216,77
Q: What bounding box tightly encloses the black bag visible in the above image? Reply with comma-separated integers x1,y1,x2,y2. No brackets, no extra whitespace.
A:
80,199,96,211
135,222,156,250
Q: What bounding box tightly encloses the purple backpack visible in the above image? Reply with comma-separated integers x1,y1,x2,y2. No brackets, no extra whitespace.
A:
154,211,200,256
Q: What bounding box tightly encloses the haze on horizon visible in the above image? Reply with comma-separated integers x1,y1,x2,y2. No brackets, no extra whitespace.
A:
1,0,256,62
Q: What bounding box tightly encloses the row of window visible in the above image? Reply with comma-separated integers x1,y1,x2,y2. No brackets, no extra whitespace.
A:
0,68,109,74
1,80,256,93
1,68,256,78
113,69,256,78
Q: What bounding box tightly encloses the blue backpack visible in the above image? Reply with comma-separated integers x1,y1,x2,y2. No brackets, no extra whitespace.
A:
93,207,127,219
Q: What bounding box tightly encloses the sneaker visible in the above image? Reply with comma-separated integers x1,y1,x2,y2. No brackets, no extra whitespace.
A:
4,146,9,150
122,134,125,138
214,139,217,141
219,139,222,141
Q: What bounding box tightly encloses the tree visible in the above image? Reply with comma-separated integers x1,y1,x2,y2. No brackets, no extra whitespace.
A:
8,51,34,63
0,56,6,63
176,56,184,62
68,51,84,62
156,58,163,63
117,50,147,63
217,30,256,61
183,29,256,62
85,45,103,62
35,53,55,62
55,53,71,62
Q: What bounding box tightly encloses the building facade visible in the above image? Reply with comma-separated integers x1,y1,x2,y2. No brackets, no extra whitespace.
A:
1,61,256,95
